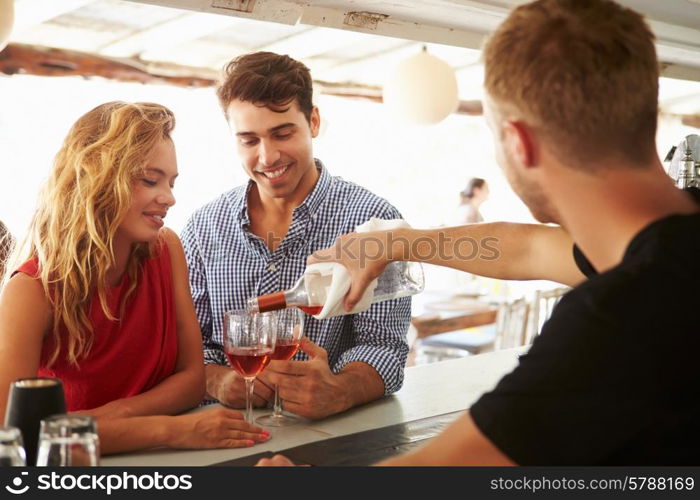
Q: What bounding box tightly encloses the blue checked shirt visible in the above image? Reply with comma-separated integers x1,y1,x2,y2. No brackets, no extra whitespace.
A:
180,161,411,400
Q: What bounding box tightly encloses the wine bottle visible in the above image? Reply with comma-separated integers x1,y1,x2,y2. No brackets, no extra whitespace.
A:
247,261,424,316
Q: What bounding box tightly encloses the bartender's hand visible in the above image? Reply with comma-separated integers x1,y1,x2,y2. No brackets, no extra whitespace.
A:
256,454,297,466
307,230,393,312
205,364,274,408
257,338,349,420
167,409,270,449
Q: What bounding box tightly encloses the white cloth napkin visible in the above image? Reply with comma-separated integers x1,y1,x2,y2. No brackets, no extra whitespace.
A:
306,218,411,319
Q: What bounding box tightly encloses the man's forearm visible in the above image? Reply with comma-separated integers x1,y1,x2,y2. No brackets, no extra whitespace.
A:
336,361,385,412
378,412,515,466
390,224,534,278
389,224,584,285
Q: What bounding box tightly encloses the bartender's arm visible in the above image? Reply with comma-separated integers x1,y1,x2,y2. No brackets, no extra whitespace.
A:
378,412,515,466
309,223,585,311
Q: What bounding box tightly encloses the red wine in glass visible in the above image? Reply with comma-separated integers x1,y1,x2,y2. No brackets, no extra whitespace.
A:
271,341,300,361
256,309,304,427
226,347,272,377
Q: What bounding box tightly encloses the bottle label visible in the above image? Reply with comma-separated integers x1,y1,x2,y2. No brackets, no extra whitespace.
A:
257,292,287,312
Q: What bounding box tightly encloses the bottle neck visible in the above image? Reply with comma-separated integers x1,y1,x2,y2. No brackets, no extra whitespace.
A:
255,292,287,313
249,276,309,313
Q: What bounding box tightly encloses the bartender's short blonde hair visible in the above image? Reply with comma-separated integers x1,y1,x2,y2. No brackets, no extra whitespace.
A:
483,0,659,167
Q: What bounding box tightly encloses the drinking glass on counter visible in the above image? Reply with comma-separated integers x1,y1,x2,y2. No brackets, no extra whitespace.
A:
223,310,277,423
0,427,26,466
36,415,99,466
256,309,304,427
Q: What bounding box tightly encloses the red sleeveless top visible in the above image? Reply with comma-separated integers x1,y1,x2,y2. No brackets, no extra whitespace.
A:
17,241,178,411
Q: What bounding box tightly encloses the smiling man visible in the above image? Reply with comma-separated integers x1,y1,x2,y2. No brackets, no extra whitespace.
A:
180,52,411,419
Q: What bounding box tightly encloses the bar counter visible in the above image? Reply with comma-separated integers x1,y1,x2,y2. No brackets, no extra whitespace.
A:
102,346,526,466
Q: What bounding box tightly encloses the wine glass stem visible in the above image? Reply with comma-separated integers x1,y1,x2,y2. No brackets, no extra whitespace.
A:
245,377,255,423
273,384,282,417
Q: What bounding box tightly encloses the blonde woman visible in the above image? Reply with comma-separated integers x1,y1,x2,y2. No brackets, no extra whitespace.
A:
0,102,269,454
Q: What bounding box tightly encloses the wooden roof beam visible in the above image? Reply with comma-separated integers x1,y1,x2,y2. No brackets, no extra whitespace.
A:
0,43,216,87
0,43,484,115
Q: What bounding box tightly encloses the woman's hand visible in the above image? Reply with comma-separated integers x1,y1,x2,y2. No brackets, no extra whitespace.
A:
166,408,270,449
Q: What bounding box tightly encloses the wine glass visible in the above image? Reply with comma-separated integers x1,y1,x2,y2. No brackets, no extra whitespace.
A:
256,308,304,427
0,427,26,466
223,309,277,423
36,415,100,466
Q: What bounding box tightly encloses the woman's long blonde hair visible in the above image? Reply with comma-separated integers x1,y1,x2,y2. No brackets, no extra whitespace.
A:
21,101,175,366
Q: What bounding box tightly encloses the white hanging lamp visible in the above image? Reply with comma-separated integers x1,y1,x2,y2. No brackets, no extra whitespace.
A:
0,0,14,52
382,46,459,125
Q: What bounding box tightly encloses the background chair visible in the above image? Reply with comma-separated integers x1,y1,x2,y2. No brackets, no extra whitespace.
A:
412,296,531,364
494,297,530,350
525,286,569,344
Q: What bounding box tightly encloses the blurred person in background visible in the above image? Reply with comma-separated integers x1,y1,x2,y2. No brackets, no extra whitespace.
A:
452,177,489,224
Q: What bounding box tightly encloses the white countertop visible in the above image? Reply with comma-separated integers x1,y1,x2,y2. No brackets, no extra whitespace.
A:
102,347,526,466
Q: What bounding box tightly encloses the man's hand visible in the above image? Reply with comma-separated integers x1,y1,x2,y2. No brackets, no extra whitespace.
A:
205,364,274,408
307,230,397,312
257,338,349,420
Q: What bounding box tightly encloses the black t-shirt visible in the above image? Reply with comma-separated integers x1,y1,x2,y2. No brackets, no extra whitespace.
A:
573,244,597,277
572,188,700,279
470,213,700,465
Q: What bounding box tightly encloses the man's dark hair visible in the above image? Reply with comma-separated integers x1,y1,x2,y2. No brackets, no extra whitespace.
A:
217,52,314,123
